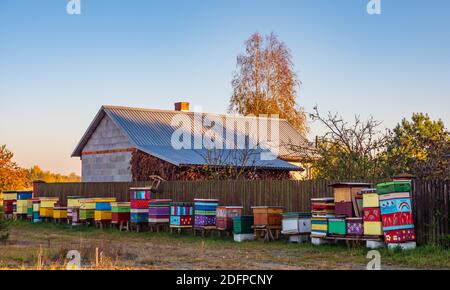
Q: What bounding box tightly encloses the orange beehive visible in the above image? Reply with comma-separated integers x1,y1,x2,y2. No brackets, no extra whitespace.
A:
252,206,283,226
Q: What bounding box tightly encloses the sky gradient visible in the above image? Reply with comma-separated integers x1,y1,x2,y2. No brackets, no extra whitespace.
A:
1,0,449,175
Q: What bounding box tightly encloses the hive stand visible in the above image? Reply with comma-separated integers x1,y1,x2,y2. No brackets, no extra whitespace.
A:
130,223,148,232
80,218,94,226
310,235,385,248
53,218,67,225
118,221,130,231
192,226,217,237
95,220,112,229
214,228,232,237
170,226,191,235
253,225,282,242
42,217,52,223
148,223,168,233
15,214,27,221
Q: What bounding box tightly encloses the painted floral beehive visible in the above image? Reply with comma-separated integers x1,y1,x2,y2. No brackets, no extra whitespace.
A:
377,181,415,244
194,199,219,228
170,202,194,228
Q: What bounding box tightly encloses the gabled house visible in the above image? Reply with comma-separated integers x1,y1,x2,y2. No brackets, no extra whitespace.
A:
72,103,314,182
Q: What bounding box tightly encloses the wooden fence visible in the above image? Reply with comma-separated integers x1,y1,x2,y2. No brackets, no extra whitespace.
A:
34,179,450,244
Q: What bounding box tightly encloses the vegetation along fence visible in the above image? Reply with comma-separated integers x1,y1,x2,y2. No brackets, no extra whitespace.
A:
34,179,449,245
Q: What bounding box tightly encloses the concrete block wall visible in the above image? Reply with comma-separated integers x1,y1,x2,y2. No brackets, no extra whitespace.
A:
81,115,133,182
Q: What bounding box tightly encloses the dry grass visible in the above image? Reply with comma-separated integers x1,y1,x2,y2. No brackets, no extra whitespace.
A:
1,221,449,270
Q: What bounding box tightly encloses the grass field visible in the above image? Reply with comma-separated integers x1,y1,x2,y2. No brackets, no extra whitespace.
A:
1,221,449,270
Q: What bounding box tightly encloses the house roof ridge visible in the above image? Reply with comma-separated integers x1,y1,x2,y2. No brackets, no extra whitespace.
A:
102,104,289,122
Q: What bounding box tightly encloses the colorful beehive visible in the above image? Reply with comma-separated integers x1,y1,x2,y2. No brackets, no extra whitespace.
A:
16,190,32,200
362,188,383,236
14,190,32,217
130,187,152,224
32,199,41,222
252,206,283,227
377,181,416,244
2,191,17,215
67,196,84,222
53,206,68,219
311,217,328,237
79,198,96,221
111,202,131,224
334,202,353,217
94,198,116,222
2,190,17,202
331,183,372,203
346,218,364,236
170,202,194,228
27,199,33,219
39,197,59,218
281,212,311,235
232,216,254,234
311,198,335,237
311,198,335,217
362,188,379,208
216,206,243,231
194,199,219,228
328,218,347,235
377,181,411,195
16,200,29,215
148,199,171,224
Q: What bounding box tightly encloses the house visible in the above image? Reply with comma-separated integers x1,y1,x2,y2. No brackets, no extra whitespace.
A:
72,103,314,182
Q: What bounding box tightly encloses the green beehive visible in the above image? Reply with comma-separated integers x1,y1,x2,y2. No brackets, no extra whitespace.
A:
232,216,254,234
328,218,347,235
376,181,411,194
79,209,95,220
111,202,130,213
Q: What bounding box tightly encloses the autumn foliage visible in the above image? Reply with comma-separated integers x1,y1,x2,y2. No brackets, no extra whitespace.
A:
229,32,308,135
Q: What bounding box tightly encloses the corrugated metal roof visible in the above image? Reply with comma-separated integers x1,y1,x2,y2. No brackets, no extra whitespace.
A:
72,105,311,171
136,145,299,170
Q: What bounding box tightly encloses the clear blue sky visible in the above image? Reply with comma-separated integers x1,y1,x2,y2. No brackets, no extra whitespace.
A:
1,0,449,175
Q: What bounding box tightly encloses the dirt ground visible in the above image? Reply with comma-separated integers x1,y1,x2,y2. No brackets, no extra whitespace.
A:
1,221,449,270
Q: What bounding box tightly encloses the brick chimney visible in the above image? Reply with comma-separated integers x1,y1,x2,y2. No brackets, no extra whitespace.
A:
174,102,190,112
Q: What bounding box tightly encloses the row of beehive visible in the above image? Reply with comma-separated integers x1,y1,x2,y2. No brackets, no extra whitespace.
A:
310,181,415,244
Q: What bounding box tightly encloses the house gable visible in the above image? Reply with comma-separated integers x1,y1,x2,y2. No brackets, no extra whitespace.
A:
81,115,134,182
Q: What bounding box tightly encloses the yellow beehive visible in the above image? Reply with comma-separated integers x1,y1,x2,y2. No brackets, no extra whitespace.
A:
40,207,53,217
53,208,68,219
311,223,327,231
95,198,116,203
40,198,59,208
33,202,40,211
79,198,97,210
67,199,82,207
16,200,28,214
94,211,112,221
364,221,383,236
3,193,17,201
363,193,379,208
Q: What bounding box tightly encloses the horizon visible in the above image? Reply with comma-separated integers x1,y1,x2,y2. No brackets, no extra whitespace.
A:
1,0,449,175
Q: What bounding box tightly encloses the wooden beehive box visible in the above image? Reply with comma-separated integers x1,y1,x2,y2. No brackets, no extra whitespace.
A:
252,206,283,226
331,183,372,203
